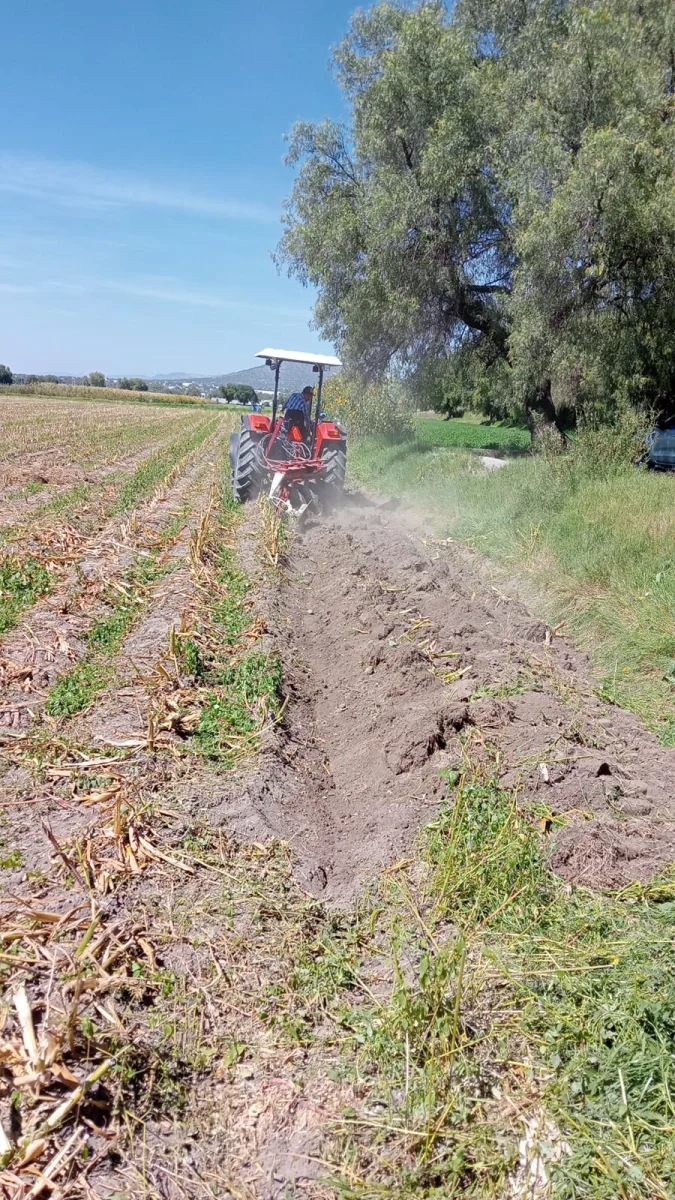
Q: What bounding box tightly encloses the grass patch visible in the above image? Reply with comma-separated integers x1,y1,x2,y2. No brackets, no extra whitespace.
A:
143,763,675,1197
0,842,23,870
181,473,284,765
45,661,112,717
210,546,250,644
0,555,53,632
348,433,675,743
194,651,283,764
414,413,531,452
237,769,675,1197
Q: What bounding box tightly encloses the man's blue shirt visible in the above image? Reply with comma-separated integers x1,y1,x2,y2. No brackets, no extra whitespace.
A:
283,392,310,418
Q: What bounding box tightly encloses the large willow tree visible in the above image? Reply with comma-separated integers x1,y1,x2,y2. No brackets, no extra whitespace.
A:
277,0,675,434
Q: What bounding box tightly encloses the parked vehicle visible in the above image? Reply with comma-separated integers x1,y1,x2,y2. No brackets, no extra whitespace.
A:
645,419,675,470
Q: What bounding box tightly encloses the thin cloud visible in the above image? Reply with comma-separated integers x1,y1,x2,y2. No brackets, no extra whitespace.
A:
0,153,278,224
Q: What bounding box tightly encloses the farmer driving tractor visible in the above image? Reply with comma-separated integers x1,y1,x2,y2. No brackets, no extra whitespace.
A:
229,348,346,514
282,385,314,443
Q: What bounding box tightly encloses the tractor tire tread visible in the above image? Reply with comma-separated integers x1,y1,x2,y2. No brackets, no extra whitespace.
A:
321,444,347,493
232,428,261,503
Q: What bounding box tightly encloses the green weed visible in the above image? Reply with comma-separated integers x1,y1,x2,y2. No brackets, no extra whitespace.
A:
0,556,53,632
178,636,205,678
8,480,46,500
46,661,111,717
255,772,675,1197
194,651,283,764
211,547,249,643
0,845,23,870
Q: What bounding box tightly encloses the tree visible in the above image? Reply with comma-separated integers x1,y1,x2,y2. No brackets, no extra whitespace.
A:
88,372,106,387
218,384,260,405
0,364,13,385
118,377,148,391
278,0,675,435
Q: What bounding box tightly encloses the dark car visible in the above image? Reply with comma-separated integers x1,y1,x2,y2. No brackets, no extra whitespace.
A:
646,420,675,470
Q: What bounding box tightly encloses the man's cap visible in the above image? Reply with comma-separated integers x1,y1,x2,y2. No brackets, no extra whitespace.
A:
302,385,315,395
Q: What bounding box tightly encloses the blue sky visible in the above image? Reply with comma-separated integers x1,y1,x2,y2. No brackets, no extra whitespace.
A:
1,0,358,376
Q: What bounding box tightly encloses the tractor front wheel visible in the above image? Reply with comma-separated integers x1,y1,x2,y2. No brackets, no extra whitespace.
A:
231,428,261,503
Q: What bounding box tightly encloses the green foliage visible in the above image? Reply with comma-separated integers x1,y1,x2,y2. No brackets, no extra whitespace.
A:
249,768,675,1194
210,547,249,644
0,844,23,870
322,374,413,439
280,0,675,431
422,780,675,1197
87,371,106,387
218,383,260,405
188,483,284,765
194,652,283,764
46,662,111,717
118,377,148,391
0,364,13,385
46,552,168,718
0,556,53,633
414,414,530,451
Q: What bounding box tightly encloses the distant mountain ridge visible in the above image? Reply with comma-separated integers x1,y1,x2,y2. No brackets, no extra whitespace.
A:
217,361,339,393
148,360,340,394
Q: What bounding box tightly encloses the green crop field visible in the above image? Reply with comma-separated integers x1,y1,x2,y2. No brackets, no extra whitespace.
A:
414,414,531,451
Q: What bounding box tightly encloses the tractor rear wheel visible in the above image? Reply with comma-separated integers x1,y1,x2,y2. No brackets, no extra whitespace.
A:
232,428,261,503
320,444,347,503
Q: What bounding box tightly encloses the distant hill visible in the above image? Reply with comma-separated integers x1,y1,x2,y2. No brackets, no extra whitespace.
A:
147,360,341,395
217,361,340,394
149,372,195,381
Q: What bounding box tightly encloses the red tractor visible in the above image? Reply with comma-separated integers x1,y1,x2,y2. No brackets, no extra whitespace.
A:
229,348,347,515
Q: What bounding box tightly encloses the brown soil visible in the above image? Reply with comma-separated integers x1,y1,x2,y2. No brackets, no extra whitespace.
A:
204,499,675,900
1,488,673,1198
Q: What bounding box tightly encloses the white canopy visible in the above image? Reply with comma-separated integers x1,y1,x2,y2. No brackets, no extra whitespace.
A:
255,347,342,368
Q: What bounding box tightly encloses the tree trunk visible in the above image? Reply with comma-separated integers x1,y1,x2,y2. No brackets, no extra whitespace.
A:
525,379,568,449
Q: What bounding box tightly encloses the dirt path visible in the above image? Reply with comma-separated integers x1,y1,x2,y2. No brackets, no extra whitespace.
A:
2,492,673,1197
207,499,675,901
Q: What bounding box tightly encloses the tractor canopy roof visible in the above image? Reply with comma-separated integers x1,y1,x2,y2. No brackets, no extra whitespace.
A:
255,347,342,368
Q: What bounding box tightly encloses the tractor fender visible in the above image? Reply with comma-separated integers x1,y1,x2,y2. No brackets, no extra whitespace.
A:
315,422,346,456
241,412,272,436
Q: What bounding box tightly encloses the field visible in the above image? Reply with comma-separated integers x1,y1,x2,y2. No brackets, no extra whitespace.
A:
413,413,531,451
349,416,675,745
1,397,674,1199
0,382,216,407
